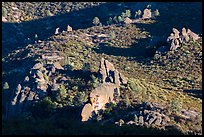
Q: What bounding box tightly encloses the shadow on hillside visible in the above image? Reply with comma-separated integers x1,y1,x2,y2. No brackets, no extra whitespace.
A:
2,2,131,57
93,38,157,63
183,89,202,99
2,103,185,135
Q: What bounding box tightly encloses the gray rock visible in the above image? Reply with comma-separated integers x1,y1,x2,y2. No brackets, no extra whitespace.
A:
36,70,44,79
16,84,22,92
181,27,189,42
67,25,72,32
124,17,133,24
51,66,56,73
55,27,60,35
142,9,152,19
154,116,162,126
24,76,30,82
32,63,43,70
144,109,150,115
187,29,200,41
148,117,156,125
139,116,144,125
53,62,64,70
126,120,135,125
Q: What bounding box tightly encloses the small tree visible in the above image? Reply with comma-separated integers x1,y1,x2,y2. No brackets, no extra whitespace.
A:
107,17,113,25
46,10,52,16
146,4,151,8
170,98,182,114
113,16,118,23
135,10,142,18
2,7,7,18
154,9,160,16
117,16,123,23
93,17,100,26
121,9,131,19
109,31,116,39
3,82,9,90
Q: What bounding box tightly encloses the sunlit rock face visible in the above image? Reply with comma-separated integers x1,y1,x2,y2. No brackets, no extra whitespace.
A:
81,58,128,122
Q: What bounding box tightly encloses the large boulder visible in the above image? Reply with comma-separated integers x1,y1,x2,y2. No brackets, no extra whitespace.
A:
81,103,93,122
90,83,119,113
142,9,152,19
81,58,128,121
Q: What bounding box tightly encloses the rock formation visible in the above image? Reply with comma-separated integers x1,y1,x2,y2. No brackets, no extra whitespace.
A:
167,27,200,51
142,9,152,19
67,25,73,32
7,54,65,118
81,58,128,121
125,102,171,127
2,16,7,22
55,27,60,35
124,17,133,24
98,58,127,85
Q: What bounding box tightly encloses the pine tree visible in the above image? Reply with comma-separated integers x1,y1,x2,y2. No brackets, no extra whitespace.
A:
93,17,100,26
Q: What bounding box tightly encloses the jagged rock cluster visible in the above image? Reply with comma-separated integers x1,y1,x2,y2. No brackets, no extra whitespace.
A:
114,102,171,128
7,53,65,118
167,27,200,51
81,58,127,121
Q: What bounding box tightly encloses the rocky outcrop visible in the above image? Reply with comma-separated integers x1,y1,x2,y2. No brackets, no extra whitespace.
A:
125,102,171,127
167,27,200,51
55,27,60,35
2,16,7,22
98,58,127,85
142,9,152,19
67,25,73,32
124,17,133,24
81,58,128,121
7,57,65,118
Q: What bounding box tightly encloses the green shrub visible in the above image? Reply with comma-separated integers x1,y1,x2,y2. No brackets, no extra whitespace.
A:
109,31,116,39
121,9,131,19
107,17,113,25
135,10,142,18
92,17,100,26
46,10,52,16
118,16,123,23
154,9,160,16
2,7,7,18
170,98,183,114
113,16,118,23
3,82,9,90
91,75,100,88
